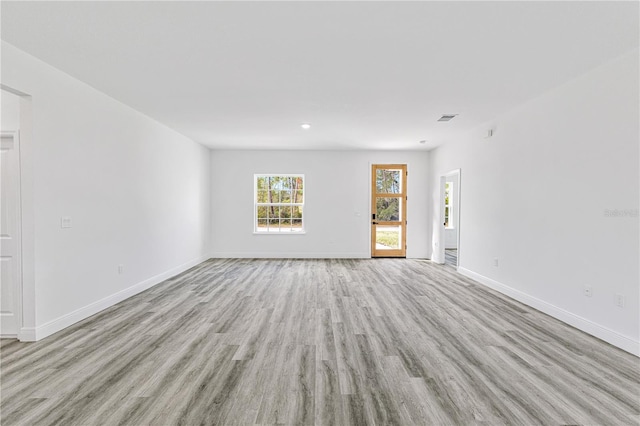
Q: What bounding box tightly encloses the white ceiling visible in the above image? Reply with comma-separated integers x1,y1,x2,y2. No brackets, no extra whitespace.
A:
1,1,638,150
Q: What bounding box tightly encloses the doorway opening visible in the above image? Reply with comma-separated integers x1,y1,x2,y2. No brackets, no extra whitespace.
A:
371,164,407,258
438,169,461,269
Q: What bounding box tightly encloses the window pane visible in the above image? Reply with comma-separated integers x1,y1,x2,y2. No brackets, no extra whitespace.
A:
267,189,280,203
291,205,303,218
268,206,280,219
280,206,291,219
280,190,291,204
257,206,268,219
376,197,400,221
255,175,304,233
375,226,401,250
376,169,401,194
256,177,267,190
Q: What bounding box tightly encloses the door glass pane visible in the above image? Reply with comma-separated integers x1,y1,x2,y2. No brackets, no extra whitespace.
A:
376,197,400,221
376,169,401,194
375,226,401,250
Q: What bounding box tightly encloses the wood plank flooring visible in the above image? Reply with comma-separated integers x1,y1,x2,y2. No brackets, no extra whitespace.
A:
445,249,458,268
1,258,638,425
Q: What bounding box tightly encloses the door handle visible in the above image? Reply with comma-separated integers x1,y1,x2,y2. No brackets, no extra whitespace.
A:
372,221,378,225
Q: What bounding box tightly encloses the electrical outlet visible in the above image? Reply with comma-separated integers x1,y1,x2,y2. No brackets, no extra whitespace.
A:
493,258,499,267
615,294,625,308
584,286,593,297
118,264,124,275
61,216,72,228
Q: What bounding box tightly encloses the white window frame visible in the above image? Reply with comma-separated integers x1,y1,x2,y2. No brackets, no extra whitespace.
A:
254,174,305,234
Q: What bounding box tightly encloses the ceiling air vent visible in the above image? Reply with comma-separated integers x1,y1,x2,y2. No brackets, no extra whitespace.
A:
438,114,458,122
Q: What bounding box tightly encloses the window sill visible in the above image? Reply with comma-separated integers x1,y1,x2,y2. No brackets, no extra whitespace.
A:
253,231,307,235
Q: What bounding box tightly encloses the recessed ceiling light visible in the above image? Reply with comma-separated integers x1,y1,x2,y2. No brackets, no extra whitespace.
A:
419,140,427,144
438,114,458,122
301,123,311,130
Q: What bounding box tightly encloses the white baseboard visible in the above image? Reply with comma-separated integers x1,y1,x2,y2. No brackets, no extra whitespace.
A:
458,267,640,357
24,255,210,342
0,333,18,339
18,328,35,341
210,252,370,259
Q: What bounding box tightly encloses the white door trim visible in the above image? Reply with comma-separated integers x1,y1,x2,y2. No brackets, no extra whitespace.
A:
437,168,461,268
1,130,23,337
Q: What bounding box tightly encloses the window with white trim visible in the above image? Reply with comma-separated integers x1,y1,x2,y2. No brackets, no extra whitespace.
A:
444,181,453,229
255,175,304,233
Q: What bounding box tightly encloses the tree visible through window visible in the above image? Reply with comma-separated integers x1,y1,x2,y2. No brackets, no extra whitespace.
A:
255,175,304,233
375,169,401,221
444,181,452,228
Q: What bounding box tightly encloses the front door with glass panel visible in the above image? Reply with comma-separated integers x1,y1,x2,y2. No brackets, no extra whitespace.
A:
371,164,407,257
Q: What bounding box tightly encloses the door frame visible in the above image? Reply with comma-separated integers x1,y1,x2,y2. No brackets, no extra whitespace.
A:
1,130,23,338
371,164,407,258
1,84,34,341
437,168,461,268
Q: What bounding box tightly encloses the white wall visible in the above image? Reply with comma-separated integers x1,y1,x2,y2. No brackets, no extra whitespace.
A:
1,42,211,340
1,89,20,129
211,150,430,258
429,49,639,354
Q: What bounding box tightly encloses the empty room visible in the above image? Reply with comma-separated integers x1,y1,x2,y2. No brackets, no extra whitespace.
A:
1,1,638,425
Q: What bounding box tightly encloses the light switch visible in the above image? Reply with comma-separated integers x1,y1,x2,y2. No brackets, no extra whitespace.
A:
61,216,72,228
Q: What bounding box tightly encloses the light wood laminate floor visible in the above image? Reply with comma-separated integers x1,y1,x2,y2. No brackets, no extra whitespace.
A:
445,249,458,268
1,258,639,425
